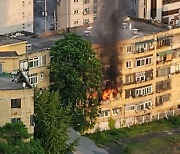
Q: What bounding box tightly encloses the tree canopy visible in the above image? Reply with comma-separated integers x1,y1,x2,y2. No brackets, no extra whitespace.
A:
0,122,44,154
34,89,76,154
50,33,102,133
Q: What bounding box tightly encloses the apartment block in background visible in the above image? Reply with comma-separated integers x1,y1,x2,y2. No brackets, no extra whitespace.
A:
138,0,180,26
57,0,101,30
91,17,180,132
0,0,33,34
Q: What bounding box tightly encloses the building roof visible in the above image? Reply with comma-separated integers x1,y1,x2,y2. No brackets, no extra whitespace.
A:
0,17,170,53
0,35,25,46
0,51,18,57
78,17,169,43
0,73,31,90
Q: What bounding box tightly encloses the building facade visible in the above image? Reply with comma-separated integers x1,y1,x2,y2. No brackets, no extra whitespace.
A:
138,0,180,26
57,0,100,30
91,17,180,131
0,35,50,89
0,76,34,134
0,0,33,34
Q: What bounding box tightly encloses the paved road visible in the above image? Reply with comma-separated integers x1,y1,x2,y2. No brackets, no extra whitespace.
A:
104,128,180,154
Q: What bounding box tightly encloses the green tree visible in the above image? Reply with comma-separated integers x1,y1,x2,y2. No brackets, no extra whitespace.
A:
0,122,44,154
50,33,102,133
34,90,76,154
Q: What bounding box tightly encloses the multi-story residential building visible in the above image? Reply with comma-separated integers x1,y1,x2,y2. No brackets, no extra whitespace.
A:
56,0,101,30
0,74,34,133
138,0,180,26
0,0,33,34
0,35,50,89
91,17,180,131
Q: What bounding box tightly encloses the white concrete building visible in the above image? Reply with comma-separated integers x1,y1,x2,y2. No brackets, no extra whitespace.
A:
0,0,33,34
138,0,180,25
57,0,101,30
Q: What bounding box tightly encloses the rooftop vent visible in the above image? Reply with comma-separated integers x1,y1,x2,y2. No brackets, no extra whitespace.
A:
124,17,130,22
26,44,32,50
123,22,128,28
132,28,138,35
129,23,132,30
84,30,91,36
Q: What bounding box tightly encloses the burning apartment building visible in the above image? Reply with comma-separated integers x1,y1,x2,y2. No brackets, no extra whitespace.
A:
86,0,180,131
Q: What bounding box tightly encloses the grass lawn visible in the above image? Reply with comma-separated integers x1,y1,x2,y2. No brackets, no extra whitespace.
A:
123,135,180,154
86,116,180,145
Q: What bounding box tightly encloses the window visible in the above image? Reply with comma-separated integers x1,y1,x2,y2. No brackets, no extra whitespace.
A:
136,72,145,82
84,0,90,4
30,115,34,126
34,57,38,67
40,73,43,81
136,56,152,67
136,101,152,111
102,65,110,75
74,20,79,25
135,85,153,97
125,74,134,84
126,46,132,53
74,9,79,14
99,110,109,117
157,36,171,48
125,105,135,111
126,60,132,68
93,14,97,21
156,67,170,77
112,108,121,115
28,56,43,69
83,18,90,24
29,73,38,85
11,99,21,108
171,63,180,74
11,118,21,123
173,48,180,58
156,94,171,106
156,80,171,92
83,8,90,15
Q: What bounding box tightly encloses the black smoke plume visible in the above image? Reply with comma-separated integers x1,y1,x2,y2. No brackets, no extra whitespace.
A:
92,0,126,46
92,0,126,89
